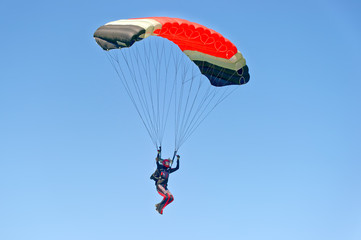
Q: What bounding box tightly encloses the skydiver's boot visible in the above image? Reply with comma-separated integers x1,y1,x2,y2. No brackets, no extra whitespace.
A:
157,194,170,215
155,203,163,214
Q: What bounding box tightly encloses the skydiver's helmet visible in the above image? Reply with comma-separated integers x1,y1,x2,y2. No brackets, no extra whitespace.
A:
163,159,171,168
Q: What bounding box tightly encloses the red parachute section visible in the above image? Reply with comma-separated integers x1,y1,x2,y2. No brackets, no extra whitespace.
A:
138,17,238,59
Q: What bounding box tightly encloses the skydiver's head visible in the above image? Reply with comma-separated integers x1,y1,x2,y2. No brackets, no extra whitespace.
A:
163,159,171,168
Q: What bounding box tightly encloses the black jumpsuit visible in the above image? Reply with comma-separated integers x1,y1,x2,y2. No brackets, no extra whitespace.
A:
151,152,179,214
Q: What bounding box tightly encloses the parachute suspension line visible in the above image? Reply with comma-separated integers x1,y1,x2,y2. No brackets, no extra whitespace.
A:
156,40,166,144
105,51,158,148
161,42,179,152
175,59,202,150
178,83,213,147
167,43,181,151
143,40,166,147
176,58,212,149
140,40,156,145
141,40,160,146
148,38,176,147
171,150,178,167
124,49,161,148
134,44,156,134
121,49,159,146
160,40,174,144
134,39,170,147
148,39,161,144
106,37,240,152
175,55,197,149
176,60,239,148
177,75,208,147
142,38,176,148
180,88,237,148
173,47,189,151
156,39,170,146
172,44,180,150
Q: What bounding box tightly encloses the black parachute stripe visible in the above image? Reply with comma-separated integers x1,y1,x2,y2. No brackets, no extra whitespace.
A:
193,61,250,87
93,25,146,50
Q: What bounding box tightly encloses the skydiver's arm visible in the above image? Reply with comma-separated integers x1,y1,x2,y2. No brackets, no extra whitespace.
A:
156,147,161,168
156,159,161,168
170,156,180,173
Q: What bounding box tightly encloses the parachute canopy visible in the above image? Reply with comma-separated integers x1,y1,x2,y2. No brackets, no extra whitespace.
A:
94,17,250,87
94,17,250,150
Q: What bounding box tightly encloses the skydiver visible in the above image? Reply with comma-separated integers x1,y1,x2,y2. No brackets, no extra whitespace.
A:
150,146,180,215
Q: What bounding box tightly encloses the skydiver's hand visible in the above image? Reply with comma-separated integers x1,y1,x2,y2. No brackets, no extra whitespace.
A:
176,155,180,160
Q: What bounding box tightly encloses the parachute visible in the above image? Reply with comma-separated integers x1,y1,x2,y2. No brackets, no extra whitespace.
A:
94,17,250,152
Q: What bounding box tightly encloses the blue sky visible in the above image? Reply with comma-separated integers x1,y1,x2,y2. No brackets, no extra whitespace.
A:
1,0,361,239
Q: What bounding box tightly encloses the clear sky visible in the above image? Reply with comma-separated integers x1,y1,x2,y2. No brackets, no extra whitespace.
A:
1,0,361,239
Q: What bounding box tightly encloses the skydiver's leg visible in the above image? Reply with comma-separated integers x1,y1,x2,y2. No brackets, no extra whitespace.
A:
156,184,171,214
159,192,174,213
157,184,168,206
163,189,174,208
157,185,174,214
